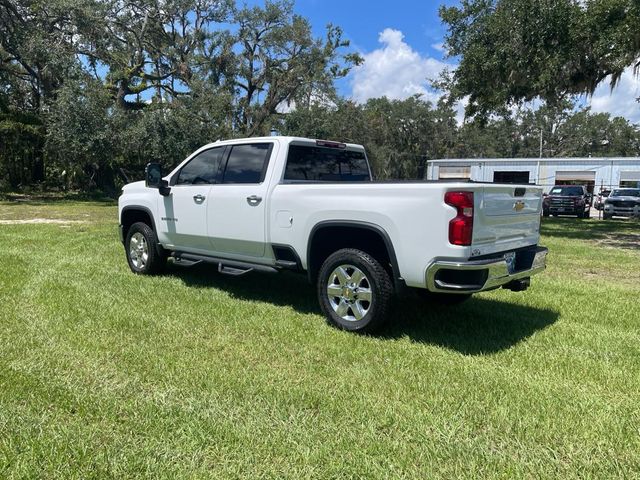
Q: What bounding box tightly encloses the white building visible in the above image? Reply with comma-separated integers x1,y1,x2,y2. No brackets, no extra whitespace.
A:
427,158,640,193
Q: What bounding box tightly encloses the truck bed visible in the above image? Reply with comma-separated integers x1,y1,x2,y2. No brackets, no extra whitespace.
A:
269,181,542,288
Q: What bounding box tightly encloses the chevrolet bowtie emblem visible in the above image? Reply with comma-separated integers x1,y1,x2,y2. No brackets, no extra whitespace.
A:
513,200,525,212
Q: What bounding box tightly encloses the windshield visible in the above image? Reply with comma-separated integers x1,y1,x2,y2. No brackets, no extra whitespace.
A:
611,189,640,197
549,186,583,196
284,145,371,182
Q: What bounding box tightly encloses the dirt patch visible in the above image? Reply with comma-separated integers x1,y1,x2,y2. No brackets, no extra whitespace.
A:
0,218,86,225
592,233,640,251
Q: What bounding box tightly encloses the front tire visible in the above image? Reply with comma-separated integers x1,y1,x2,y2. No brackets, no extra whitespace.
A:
317,248,393,333
125,222,166,274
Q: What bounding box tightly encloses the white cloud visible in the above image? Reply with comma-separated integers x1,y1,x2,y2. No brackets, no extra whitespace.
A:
350,28,640,126
588,67,640,124
350,28,452,105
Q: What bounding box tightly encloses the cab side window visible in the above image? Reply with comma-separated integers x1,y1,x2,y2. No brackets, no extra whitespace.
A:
221,143,272,184
176,147,224,185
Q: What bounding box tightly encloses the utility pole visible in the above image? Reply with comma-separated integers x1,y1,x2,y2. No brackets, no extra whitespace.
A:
539,128,543,158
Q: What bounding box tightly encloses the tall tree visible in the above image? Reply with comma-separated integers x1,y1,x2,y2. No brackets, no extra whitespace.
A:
0,0,97,181
440,0,640,118
76,0,233,110
232,0,361,135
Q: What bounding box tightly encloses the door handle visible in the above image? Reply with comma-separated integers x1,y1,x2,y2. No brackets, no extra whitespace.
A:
246,195,262,206
193,194,206,203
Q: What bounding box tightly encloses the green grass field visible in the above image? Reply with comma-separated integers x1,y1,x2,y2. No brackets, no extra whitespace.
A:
1,200,639,478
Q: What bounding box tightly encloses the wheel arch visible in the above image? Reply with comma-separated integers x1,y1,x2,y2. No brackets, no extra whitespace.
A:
120,206,164,256
121,206,157,235
306,220,402,289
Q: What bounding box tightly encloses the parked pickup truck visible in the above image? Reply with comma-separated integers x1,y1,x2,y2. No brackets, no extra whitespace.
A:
603,188,640,219
118,136,548,332
542,185,592,218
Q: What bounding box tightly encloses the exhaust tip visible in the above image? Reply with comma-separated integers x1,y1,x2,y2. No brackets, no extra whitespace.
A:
503,277,530,292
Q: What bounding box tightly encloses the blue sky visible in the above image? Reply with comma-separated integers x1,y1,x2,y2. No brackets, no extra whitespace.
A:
292,0,453,58
290,0,454,101
274,0,640,124
237,0,639,123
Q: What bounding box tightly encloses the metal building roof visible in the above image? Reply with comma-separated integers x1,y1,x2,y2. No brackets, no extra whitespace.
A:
430,157,640,164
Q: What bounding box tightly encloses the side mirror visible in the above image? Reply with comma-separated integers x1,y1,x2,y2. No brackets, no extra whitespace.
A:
145,162,162,188
145,162,171,196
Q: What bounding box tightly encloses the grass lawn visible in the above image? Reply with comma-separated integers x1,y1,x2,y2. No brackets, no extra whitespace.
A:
0,200,639,478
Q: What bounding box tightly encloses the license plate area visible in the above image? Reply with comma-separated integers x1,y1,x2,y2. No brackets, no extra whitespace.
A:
504,252,516,274
504,248,539,274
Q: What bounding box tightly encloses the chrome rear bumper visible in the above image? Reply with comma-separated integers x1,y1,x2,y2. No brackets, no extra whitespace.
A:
425,246,548,294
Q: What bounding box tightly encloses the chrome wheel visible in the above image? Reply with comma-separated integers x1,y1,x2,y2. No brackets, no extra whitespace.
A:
326,264,372,322
129,232,149,269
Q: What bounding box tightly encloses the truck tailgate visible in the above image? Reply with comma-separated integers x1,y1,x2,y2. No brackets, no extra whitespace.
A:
472,185,542,254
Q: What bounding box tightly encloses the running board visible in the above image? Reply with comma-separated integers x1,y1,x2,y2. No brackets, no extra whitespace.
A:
275,259,297,269
173,252,278,275
173,257,203,267
218,264,252,276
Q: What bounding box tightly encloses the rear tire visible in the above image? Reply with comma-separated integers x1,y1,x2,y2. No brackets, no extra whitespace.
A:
125,222,166,275
317,248,393,333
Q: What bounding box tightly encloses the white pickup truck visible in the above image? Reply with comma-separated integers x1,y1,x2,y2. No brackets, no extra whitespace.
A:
118,136,548,332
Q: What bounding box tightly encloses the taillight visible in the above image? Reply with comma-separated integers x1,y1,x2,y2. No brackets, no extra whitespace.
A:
445,191,474,246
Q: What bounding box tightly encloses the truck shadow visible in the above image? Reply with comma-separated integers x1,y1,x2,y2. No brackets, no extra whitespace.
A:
165,264,558,356
379,296,558,355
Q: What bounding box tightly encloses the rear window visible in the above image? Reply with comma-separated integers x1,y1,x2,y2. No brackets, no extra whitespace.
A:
284,145,371,182
550,186,584,196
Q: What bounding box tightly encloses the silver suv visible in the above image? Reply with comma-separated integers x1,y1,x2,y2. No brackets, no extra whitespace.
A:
603,188,640,219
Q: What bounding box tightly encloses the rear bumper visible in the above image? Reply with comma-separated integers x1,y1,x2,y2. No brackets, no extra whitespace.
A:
425,246,548,294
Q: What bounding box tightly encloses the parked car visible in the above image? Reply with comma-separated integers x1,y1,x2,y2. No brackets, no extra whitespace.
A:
542,185,592,218
603,188,640,219
594,189,611,210
118,136,548,332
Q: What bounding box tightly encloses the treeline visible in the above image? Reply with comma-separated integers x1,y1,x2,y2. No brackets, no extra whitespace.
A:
1,0,640,193
282,98,640,179
1,0,359,192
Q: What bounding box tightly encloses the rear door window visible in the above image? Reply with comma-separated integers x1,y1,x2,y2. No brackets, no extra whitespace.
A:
221,143,273,184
